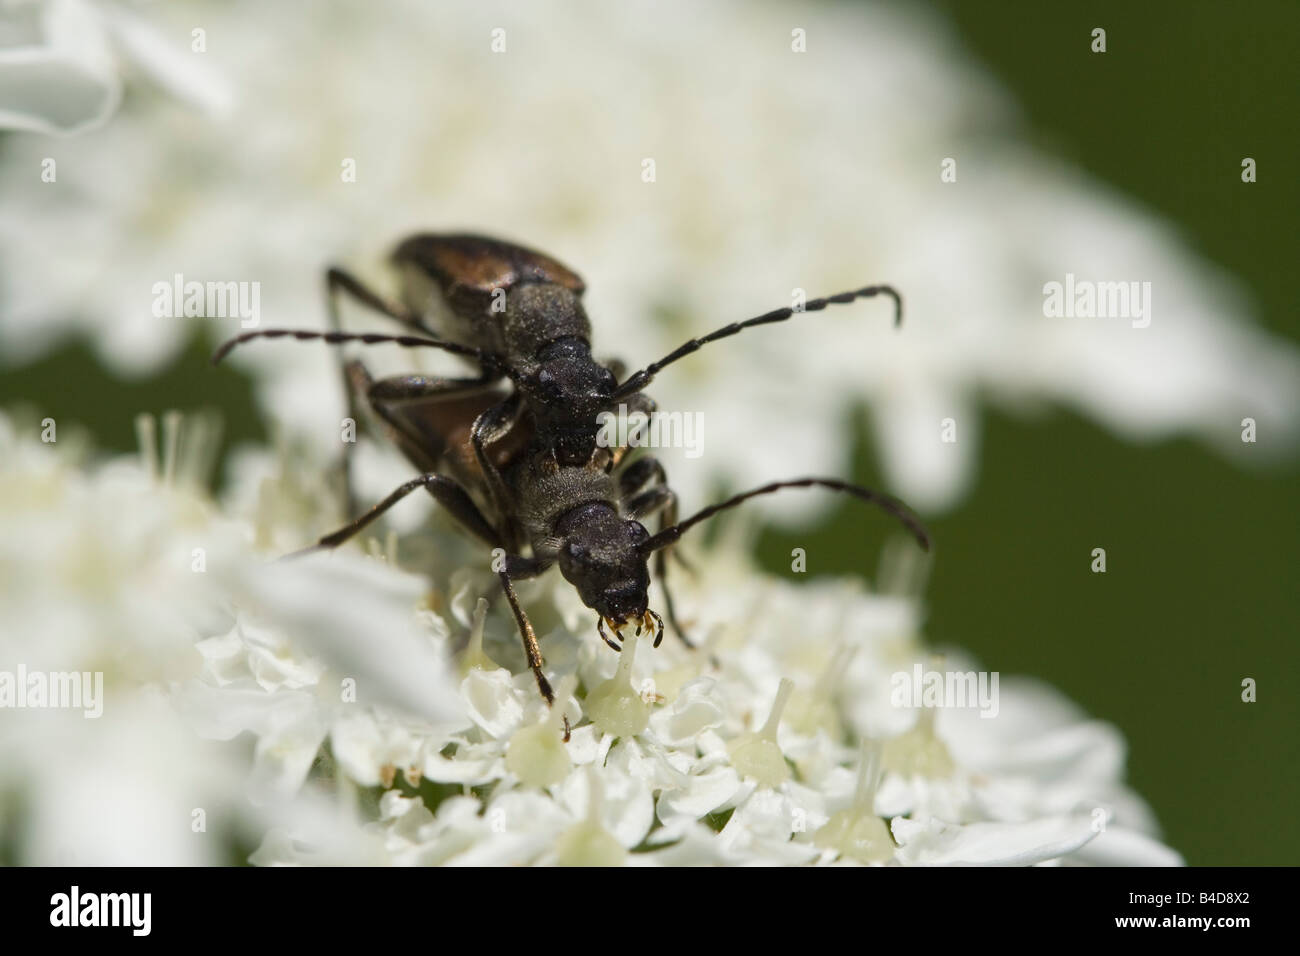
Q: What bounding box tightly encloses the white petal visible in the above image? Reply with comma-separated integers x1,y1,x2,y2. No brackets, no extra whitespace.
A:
649,676,726,747
1068,826,1184,867
101,2,233,113
558,756,656,850
719,789,821,865
330,710,424,787
870,384,978,513
461,667,526,739
228,551,465,727
0,0,120,135
657,763,743,824
420,737,506,786
892,814,1098,866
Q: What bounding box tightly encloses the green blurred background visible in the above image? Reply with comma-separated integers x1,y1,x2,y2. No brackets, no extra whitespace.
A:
764,0,1300,865
2,0,1295,864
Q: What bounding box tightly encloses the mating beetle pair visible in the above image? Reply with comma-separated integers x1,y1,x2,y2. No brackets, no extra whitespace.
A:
214,233,929,704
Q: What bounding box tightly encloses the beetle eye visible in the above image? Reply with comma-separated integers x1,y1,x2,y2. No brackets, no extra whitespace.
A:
628,522,649,543
535,368,563,401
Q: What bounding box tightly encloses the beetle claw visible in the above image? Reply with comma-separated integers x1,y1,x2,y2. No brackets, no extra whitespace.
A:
597,616,622,652
646,609,664,648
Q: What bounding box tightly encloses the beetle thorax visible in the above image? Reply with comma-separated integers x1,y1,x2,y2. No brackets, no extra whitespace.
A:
503,284,591,357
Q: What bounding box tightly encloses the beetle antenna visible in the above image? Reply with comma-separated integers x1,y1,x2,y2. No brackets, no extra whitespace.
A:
611,284,901,400
211,329,495,367
639,477,930,554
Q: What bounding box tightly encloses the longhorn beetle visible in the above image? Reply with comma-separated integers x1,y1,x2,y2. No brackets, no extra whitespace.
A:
214,233,903,527
212,234,929,706
274,390,931,706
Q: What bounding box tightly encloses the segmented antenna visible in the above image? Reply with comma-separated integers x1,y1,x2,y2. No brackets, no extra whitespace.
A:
640,477,930,554
612,284,901,400
211,329,492,366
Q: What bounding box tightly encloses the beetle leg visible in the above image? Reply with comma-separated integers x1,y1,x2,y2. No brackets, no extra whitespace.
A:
605,392,656,470
353,363,502,479
651,492,693,649
498,567,554,705
327,266,439,338
368,371,500,402
624,485,673,522
288,471,501,556
326,266,447,516
617,456,694,649
493,554,563,705
470,394,527,551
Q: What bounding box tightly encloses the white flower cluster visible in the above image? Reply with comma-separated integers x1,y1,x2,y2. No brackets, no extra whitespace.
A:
0,413,1181,865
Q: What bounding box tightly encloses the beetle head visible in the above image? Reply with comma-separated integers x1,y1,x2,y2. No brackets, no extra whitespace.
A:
554,503,656,638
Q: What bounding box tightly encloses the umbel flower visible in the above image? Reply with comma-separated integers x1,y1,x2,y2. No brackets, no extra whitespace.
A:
0,412,1181,865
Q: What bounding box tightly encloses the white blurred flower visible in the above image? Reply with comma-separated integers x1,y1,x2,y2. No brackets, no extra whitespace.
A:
0,0,229,135
0,410,460,862
0,0,1294,511
1,0,120,135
